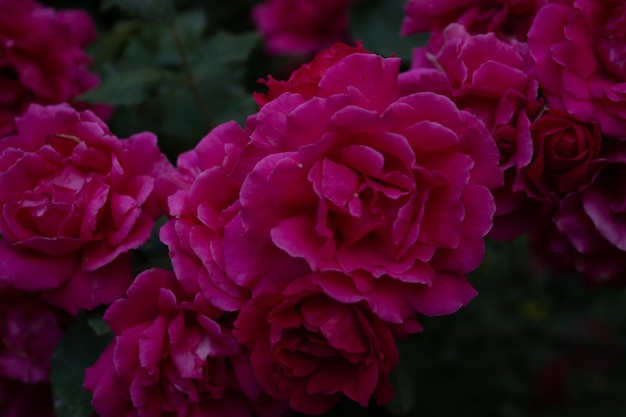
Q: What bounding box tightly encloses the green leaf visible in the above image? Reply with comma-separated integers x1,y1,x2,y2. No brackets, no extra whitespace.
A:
101,0,176,24
79,68,178,106
350,0,429,62
197,31,262,67
86,309,112,337
51,314,113,417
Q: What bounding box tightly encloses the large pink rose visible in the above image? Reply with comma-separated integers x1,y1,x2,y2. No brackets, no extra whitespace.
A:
223,51,502,328
398,23,541,239
0,289,67,384
84,268,287,417
402,0,546,41
233,274,399,415
0,103,176,313
0,0,99,137
531,144,626,283
252,0,352,55
528,0,626,137
160,121,251,312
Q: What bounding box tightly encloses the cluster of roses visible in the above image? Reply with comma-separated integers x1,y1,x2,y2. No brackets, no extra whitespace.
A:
2,0,626,416
256,0,626,283
399,0,626,284
84,40,503,414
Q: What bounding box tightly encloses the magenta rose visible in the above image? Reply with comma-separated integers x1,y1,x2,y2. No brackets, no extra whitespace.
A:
528,0,626,137
0,289,67,383
0,103,176,313
252,0,352,55
399,23,541,239
531,144,626,283
254,42,372,108
524,110,602,201
160,121,251,312
233,273,399,415
223,51,501,329
402,0,546,41
84,268,287,417
0,378,54,417
0,0,99,137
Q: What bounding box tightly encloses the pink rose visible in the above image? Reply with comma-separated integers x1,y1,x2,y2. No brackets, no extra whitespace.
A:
531,145,626,283
399,23,541,239
84,268,287,417
0,0,99,137
524,110,602,200
224,51,501,329
160,121,251,312
402,0,546,41
0,289,67,383
233,274,399,415
252,0,352,56
528,0,626,137
0,378,54,417
0,103,176,313
254,42,372,108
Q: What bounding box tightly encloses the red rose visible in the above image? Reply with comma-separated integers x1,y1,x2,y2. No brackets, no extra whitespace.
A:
525,110,602,199
254,42,371,108
234,273,399,415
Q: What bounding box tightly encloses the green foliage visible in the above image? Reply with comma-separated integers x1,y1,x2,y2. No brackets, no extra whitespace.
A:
101,0,176,24
81,67,177,106
81,10,260,157
350,0,428,63
51,314,112,417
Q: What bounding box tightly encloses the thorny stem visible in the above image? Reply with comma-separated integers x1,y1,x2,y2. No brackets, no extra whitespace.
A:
170,24,214,130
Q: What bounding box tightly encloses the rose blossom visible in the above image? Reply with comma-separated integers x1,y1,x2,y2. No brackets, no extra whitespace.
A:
531,143,626,283
252,0,352,56
84,268,288,417
524,110,602,201
0,289,67,383
222,50,502,328
0,378,54,417
0,103,176,313
398,23,542,239
0,0,99,137
528,0,626,137
234,273,399,415
402,0,547,41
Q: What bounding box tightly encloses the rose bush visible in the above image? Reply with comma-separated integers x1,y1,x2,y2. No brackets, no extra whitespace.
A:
84,268,287,417
157,46,502,413
252,0,352,55
0,103,176,313
528,0,626,137
0,0,99,137
234,273,399,414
